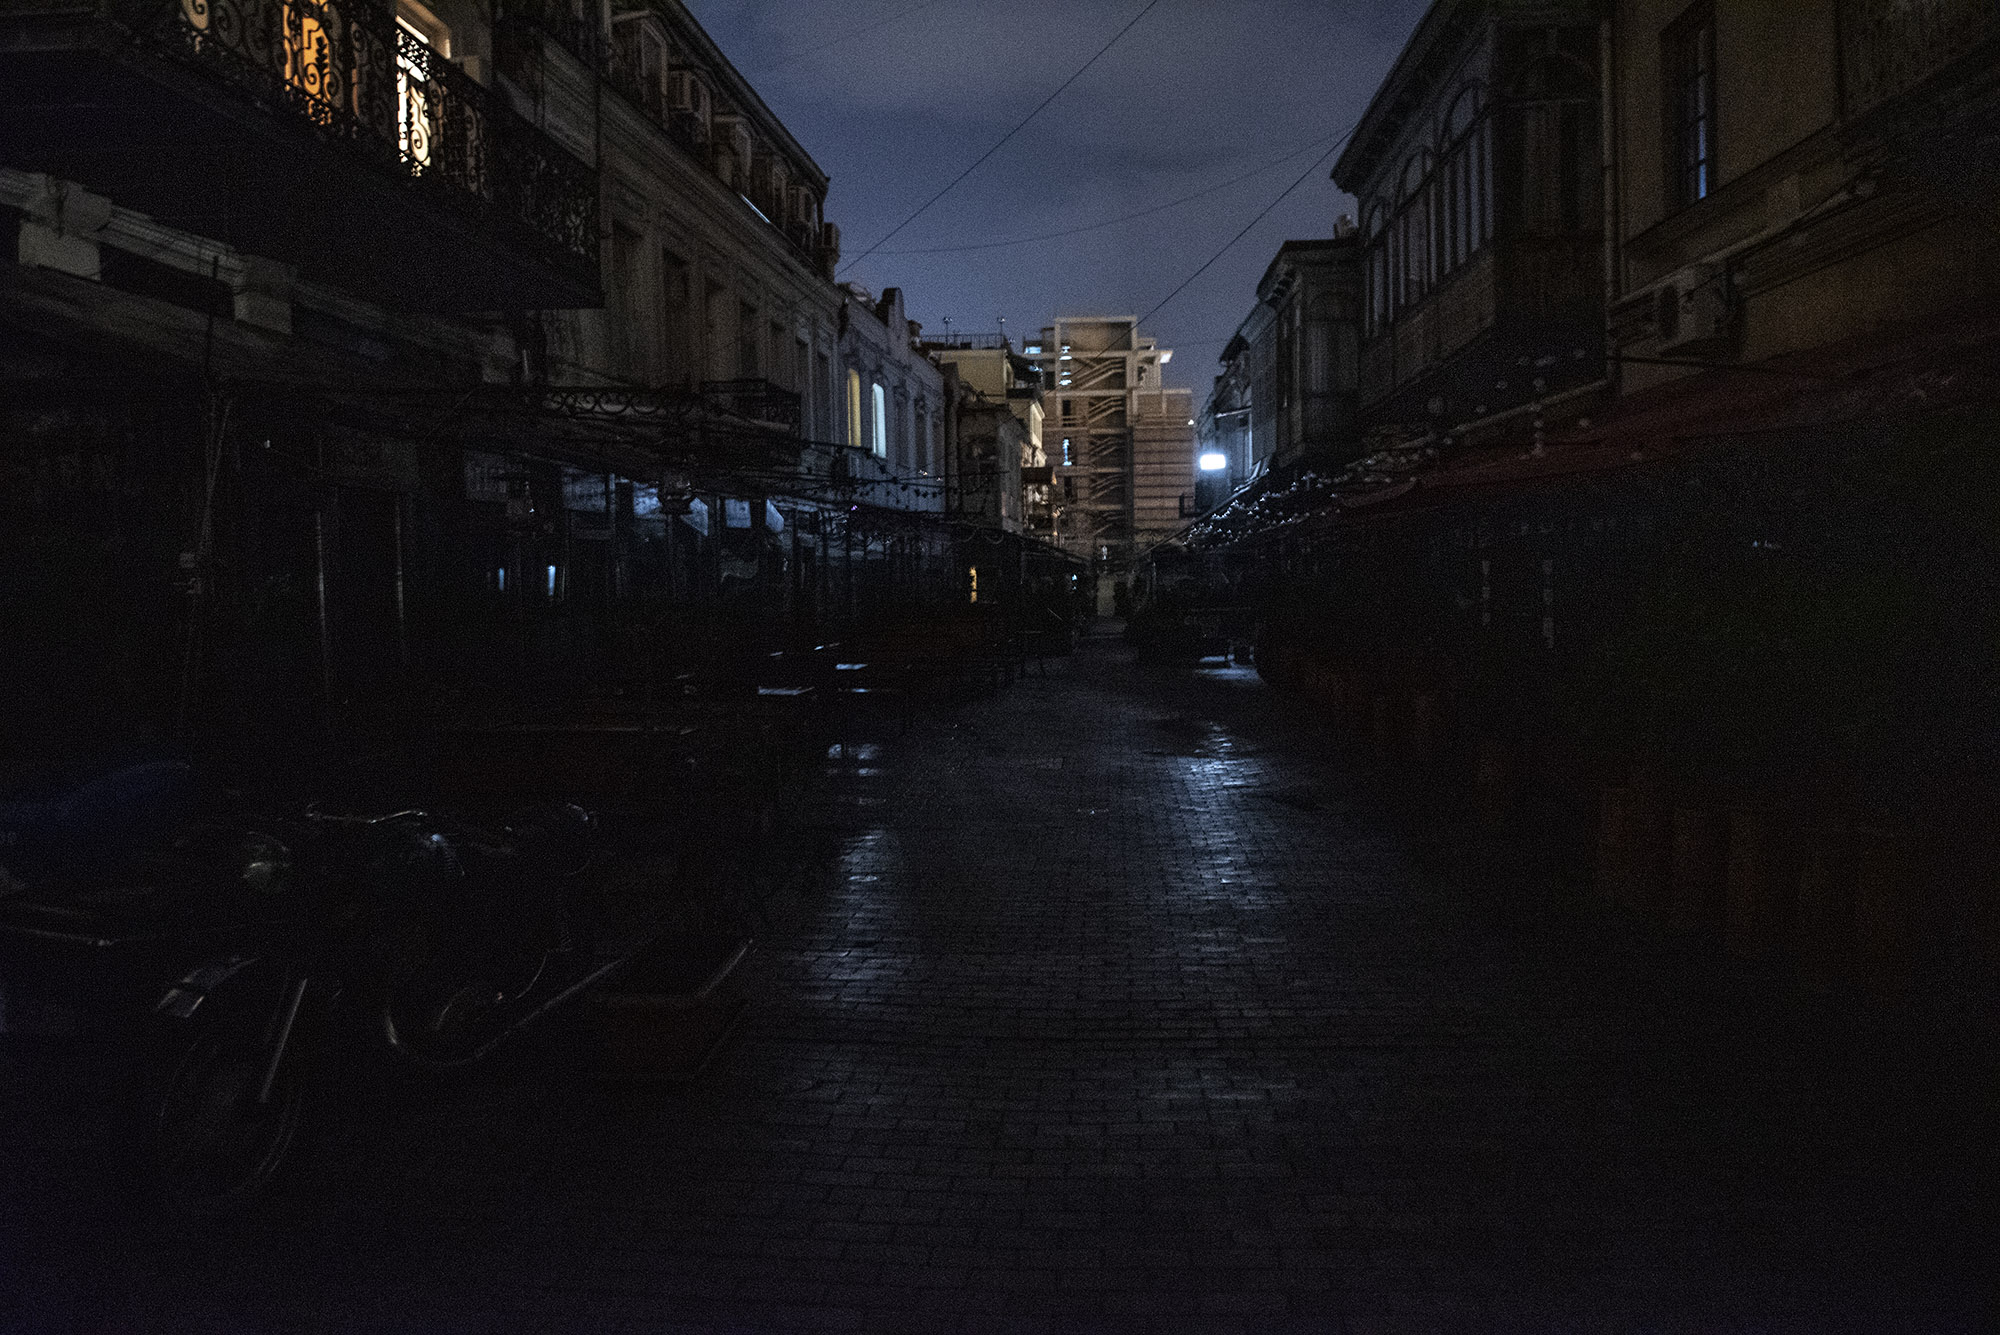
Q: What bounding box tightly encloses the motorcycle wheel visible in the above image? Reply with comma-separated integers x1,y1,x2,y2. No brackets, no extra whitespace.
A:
146,1013,308,1221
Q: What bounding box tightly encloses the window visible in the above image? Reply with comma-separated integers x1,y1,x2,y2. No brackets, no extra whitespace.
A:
871,382,888,458
1395,152,1435,309
1665,2,1717,207
1306,324,1331,396
846,369,863,448
1515,53,1600,236
610,223,644,379
1364,204,1390,335
660,249,691,387
703,277,728,379
816,352,832,439
1439,85,1490,278
737,300,759,377
395,1,450,170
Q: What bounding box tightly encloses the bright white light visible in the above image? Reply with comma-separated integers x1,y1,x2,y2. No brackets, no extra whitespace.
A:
1198,452,1228,472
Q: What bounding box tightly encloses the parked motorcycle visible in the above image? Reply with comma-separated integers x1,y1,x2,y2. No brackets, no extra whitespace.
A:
1,759,622,1219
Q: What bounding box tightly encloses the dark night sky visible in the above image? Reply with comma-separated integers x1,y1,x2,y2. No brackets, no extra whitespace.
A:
684,0,1430,393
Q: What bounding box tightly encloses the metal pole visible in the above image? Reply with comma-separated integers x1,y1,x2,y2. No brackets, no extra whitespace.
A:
392,498,409,668
313,505,336,725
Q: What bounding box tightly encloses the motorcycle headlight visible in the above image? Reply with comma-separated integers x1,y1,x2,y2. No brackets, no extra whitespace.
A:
235,834,292,896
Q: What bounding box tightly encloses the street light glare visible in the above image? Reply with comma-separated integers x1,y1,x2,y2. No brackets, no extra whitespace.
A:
1198,452,1228,472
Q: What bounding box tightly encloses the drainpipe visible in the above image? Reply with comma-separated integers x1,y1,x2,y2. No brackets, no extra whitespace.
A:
1600,10,1624,396
313,505,336,728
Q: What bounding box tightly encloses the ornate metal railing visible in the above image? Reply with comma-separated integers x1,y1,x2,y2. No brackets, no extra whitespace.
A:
1838,0,2000,116
120,0,596,277
701,379,802,434
494,0,595,64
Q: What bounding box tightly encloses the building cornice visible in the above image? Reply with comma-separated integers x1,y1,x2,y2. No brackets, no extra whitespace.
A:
650,0,830,193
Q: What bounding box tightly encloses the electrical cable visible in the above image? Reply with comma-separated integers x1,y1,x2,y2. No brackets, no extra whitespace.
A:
746,0,958,76
874,126,1350,256
1137,121,1359,327
839,0,1166,276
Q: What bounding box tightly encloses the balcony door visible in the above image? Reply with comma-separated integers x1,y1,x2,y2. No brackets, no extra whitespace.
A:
396,0,450,170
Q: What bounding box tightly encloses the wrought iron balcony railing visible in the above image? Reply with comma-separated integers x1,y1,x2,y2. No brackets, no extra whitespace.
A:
701,379,802,434
1838,0,2000,117
117,0,596,281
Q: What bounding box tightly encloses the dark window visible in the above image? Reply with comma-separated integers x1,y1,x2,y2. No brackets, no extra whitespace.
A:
660,248,691,388
610,223,643,379
1666,2,1717,208
737,300,759,377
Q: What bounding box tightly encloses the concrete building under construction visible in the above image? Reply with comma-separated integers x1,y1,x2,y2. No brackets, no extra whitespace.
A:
1024,318,1193,610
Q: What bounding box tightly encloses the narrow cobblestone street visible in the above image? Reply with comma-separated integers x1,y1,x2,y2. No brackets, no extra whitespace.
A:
7,628,1995,1333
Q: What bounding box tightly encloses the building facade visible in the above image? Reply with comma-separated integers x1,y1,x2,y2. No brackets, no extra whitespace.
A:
922,338,1049,539
1197,233,1365,506
1332,0,1605,443
1603,0,2000,396
1023,318,1188,607
0,0,971,760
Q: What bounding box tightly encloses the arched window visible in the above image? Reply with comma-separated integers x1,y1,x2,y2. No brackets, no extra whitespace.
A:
1364,202,1390,336
1396,151,1435,309
1440,84,1488,274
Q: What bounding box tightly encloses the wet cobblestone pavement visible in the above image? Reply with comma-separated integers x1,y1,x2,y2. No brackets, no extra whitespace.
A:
5,627,1997,1332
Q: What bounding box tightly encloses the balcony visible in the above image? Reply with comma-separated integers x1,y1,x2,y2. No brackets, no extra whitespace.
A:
1838,0,1999,118
0,0,599,309
700,379,801,435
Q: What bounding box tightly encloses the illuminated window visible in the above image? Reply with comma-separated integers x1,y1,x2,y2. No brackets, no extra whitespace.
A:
1666,2,1717,207
871,382,887,458
396,2,451,171
846,369,863,448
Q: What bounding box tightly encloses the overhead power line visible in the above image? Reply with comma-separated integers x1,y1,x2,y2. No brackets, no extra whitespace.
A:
747,0,957,76
874,127,1349,257
1137,121,1360,328
840,0,1166,276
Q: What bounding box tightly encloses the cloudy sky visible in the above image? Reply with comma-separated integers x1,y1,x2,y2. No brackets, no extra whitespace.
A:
683,0,1429,391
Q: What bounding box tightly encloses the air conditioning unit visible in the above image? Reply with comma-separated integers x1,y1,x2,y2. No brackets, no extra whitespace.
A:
1655,264,1733,355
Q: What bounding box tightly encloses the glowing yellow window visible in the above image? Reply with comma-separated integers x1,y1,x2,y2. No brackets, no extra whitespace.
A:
395,0,450,170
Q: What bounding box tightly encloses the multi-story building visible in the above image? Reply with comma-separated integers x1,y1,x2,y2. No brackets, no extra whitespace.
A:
922,336,1049,539
1332,0,1606,444
0,0,968,750
1196,232,1365,506
1602,0,2000,397
1023,318,1189,608
1,0,602,742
